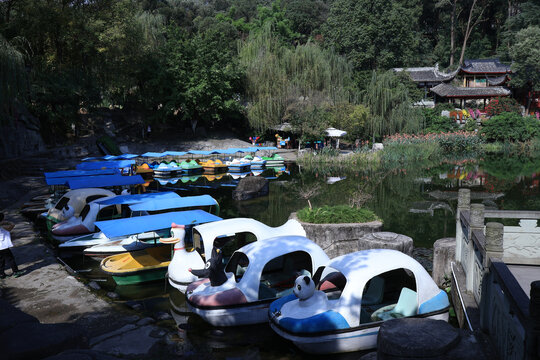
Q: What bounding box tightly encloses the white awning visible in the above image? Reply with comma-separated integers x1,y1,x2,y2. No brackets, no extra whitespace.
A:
325,127,347,137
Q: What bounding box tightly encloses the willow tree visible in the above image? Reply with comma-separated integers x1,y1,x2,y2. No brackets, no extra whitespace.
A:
238,22,355,132
363,71,423,142
0,35,27,126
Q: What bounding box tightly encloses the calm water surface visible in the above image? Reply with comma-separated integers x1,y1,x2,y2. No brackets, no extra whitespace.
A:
62,154,540,359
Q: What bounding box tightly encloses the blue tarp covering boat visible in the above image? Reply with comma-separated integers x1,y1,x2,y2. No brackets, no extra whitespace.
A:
45,169,117,179
128,194,218,212
94,191,179,206
76,160,135,170
140,152,166,157
67,174,145,189
95,210,222,238
162,151,188,156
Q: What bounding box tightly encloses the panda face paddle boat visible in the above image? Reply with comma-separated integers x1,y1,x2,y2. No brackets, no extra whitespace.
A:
186,235,330,327
269,249,450,354
167,218,306,293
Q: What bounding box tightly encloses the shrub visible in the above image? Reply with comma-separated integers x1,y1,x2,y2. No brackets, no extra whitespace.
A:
485,97,522,116
481,112,540,142
383,131,484,153
297,205,379,224
422,108,459,133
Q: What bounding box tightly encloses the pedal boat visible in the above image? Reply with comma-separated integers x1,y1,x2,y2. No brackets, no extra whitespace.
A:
199,159,228,174
243,155,266,170
262,154,284,167
59,206,219,255
186,235,329,327
135,163,154,175
168,217,306,293
51,192,180,242
99,212,222,285
226,158,251,173
180,160,204,175
268,249,450,354
45,188,115,231
153,161,182,177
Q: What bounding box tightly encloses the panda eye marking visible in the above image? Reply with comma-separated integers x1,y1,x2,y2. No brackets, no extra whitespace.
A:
205,261,211,269
297,284,301,290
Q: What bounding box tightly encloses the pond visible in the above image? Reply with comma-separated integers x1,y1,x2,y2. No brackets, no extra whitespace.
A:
61,153,540,359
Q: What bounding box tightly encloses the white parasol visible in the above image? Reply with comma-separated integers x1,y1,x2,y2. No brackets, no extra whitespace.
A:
325,127,347,149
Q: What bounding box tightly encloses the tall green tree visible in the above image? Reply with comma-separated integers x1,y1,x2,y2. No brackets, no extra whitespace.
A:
362,71,423,142
0,34,26,125
322,0,424,70
239,22,355,132
164,19,244,132
510,26,540,113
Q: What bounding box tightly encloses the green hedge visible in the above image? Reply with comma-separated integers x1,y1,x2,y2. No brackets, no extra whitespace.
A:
297,205,379,224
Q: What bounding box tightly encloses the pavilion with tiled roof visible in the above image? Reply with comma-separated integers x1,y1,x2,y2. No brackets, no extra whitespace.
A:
430,58,512,107
394,64,456,97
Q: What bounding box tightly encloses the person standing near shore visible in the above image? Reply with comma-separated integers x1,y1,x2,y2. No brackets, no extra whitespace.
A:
0,212,23,278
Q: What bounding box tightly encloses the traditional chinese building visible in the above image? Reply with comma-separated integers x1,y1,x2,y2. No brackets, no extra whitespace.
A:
396,59,513,108
430,59,512,107
393,64,456,98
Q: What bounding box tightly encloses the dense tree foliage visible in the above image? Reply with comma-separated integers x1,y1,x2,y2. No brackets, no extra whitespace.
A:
322,0,424,70
481,112,540,142
0,0,536,144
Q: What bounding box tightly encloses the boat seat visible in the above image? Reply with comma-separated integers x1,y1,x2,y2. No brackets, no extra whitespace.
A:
361,276,385,306
370,287,417,322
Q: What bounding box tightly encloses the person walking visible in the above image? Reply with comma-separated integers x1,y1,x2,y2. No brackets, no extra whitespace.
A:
0,213,23,278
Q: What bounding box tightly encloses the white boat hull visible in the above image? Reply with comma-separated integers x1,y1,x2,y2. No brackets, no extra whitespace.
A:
187,301,272,327
270,311,449,354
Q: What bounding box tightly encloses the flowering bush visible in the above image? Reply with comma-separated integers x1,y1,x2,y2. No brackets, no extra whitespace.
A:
384,131,484,152
485,97,522,116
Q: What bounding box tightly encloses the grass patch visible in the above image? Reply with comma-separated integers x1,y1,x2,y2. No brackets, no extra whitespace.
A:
298,151,380,174
297,205,380,224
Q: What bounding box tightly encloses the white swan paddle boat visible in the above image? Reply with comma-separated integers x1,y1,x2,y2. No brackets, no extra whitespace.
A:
186,235,329,327
268,249,450,354
45,188,115,231
50,191,181,242
167,218,306,293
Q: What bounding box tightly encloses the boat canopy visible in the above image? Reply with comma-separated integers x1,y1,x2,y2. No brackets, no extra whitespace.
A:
128,194,218,212
45,169,117,179
83,147,280,161
163,151,188,156
324,249,441,308
193,218,305,258
95,210,222,238
45,170,120,185
94,191,179,206
76,160,135,170
67,174,145,189
140,152,167,157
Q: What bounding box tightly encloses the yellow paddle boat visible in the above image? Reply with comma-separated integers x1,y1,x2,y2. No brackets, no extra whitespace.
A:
199,159,228,174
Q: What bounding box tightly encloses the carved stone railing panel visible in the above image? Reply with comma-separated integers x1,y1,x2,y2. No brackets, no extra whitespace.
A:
502,220,540,265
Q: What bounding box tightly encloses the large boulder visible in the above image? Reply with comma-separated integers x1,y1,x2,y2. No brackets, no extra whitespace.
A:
377,318,488,360
232,177,269,201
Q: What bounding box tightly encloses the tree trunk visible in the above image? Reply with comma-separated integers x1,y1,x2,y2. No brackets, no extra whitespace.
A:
449,0,457,66
458,0,485,66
